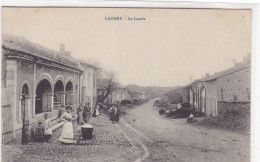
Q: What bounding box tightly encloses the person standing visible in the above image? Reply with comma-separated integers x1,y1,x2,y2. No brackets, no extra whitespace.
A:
115,106,120,123
83,102,91,123
92,107,97,118
177,103,182,109
92,104,100,118
77,102,84,125
59,106,74,144
43,113,52,142
96,104,100,118
109,105,117,124
35,122,44,142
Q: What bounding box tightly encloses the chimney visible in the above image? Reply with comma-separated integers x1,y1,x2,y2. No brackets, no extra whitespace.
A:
60,44,65,55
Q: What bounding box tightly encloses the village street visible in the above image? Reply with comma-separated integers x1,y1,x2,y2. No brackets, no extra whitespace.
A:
2,99,250,162
123,99,250,162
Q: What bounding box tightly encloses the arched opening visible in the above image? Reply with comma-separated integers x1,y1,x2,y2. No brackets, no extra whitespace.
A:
54,80,64,109
65,81,73,105
35,79,52,114
21,84,29,144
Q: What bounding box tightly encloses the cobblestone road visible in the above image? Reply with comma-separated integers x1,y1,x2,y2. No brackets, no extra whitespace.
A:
2,114,148,162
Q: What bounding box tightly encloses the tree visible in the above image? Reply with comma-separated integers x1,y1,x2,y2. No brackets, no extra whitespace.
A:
97,70,119,104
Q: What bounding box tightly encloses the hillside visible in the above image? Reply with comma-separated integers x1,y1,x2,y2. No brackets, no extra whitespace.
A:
125,84,179,97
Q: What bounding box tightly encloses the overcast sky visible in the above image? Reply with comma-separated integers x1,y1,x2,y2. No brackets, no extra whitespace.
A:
2,8,251,87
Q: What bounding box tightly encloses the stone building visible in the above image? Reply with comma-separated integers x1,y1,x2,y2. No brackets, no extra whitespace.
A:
182,55,250,117
183,80,206,114
202,62,250,117
1,35,98,144
79,62,99,112
110,88,131,104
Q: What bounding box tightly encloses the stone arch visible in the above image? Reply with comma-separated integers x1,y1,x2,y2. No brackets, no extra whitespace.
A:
65,80,74,106
65,76,73,87
35,79,52,114
53,76,65,108
54,75,65,87
36,73,53,91
20,80,30,98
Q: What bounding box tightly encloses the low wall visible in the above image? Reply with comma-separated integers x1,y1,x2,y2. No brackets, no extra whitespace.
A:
9,108,78,144
217,101,250,115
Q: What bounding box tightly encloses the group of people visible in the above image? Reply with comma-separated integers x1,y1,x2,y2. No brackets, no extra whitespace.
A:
35,113,53,142
59,102,100,144
109,105,120,124
77,102,100,125
34,102,100,144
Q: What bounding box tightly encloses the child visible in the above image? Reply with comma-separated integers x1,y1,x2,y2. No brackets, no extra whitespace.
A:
35,122,44,142
43,114,52,142
187,112,194,123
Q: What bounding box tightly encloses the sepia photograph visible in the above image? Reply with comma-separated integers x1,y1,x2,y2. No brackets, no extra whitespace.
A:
1,4,254,162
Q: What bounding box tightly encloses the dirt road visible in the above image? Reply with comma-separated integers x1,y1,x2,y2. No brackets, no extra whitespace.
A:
124,99,250,162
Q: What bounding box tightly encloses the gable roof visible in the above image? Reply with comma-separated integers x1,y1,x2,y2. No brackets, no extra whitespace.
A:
2,34,80,69
202,63,250,82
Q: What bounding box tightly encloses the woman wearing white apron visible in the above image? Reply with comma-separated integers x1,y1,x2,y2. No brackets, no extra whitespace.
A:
96,105,100,118
59,106,74,144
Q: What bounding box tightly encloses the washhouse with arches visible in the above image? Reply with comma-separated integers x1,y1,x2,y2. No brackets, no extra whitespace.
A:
1,35,89,144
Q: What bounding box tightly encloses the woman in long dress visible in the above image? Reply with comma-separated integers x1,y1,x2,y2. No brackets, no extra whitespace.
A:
59,106,74,144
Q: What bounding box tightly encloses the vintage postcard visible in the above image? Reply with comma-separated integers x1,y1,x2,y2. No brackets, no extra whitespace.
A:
1,6,252,162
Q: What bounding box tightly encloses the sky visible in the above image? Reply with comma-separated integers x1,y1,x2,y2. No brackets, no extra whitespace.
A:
2,8,251,87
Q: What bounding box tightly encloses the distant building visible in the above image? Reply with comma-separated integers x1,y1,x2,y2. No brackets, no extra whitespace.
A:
111,88,131,104
162,88,184,105
79,62,99,112
182,80,206,113
97,82,131,105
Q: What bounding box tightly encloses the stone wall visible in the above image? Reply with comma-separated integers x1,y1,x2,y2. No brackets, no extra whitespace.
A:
217,67,250,102
217,101,250,116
